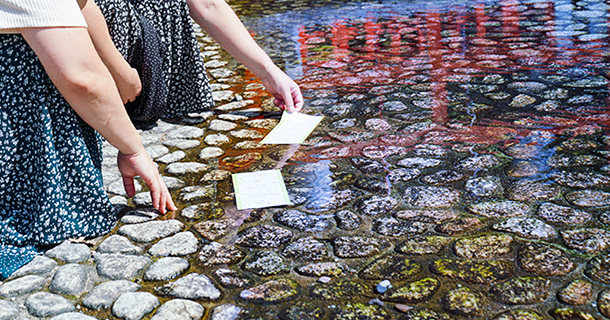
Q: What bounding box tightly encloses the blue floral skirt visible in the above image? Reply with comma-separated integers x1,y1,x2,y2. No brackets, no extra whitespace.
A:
0,35,117,279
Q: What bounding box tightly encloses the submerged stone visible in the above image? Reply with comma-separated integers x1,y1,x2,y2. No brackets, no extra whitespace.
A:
548,308,598,320
551,171,610,189
358,255,422,280
493,309,545,320
241,251,289,277
144,257,189,282
197,242,245,267
395,209,458,223
507,179,564,202
332,236,390,258
388,168,421,182
536,202,592,225
380,278,440,304
274,210,335,232
585,254,610,284
517,242,575,276
442,287,486,317
282,237,329,261
453,234,513,259
435,217,484,235
212,269,253,289
334,210,362,231
404,186,460,208
490,277,550,305
492,217,557,239
94,253,151,280
310,280,371,300
357,196,399,216
235,225,292,248
372,217,432,237
240,279,299,303
118,220,183,243
561,228,610,255
156,273,221,301
295,262,349,277
598,290,610,318
396,157,442,169
279,302,325,320
430,259,513,284
82,280,140,310
566,189,610,207
456,154,502,171
329,303,390,320
396,308,451,320
396,236,452,255
192,218,234,241
558,280,593,306
465,176,503,197
421,170,464,185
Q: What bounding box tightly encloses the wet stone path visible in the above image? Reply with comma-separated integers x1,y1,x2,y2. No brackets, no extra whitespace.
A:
4,0,610,319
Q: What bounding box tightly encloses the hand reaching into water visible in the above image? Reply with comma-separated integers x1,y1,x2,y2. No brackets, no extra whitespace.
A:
117,151,177,214
261,66,304,113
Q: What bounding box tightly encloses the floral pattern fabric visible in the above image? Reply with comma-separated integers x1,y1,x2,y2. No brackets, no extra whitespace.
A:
0,34,117,279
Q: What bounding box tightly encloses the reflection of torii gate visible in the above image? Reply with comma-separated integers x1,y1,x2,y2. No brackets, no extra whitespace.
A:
296,0,609,125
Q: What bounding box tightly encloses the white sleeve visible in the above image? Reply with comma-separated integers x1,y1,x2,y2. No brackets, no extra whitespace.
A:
0,0,87,33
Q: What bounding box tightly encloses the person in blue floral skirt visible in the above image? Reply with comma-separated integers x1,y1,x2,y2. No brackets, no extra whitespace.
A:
0,0,176,279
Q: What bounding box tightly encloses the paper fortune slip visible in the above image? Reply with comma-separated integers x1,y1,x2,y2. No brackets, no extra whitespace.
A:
260,111,323,144
231,169,291,210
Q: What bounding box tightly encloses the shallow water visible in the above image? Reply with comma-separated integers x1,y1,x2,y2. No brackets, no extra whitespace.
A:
212,0,610,318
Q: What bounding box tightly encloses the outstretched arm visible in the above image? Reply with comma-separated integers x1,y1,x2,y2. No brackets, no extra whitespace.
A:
187,0,303,112
77,0,141,104
20,27,176,213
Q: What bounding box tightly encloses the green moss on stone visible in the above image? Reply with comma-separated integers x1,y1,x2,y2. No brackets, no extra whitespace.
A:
381,278,440,304
310,280,371,300
494,309,545,320
359,255,422,280
491,277,550,305
430,259,513,284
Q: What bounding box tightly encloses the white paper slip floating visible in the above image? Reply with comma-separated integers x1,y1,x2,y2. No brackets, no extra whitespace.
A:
231,169,291,210
260,111,324,144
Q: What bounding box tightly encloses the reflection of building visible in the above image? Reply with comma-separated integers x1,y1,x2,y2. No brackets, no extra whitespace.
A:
295,0,610,125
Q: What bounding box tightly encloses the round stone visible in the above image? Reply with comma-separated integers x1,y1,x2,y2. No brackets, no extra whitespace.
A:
358,255,422,280
162,139,200,149
209,119,238,131
156,151,186,164
517,242,575,276
8,256,57,279
144,257,189,281
156,273,221,300
97,235,142,255
310,280,369,300
490,277,550,304
151,299,204,320
49,313,98,320
120,207,159,224
560,228,610,255
164,126,204,139
82,280,141,310
506,179,563,202
585,254,610,284
197,242,245,267
192,218,233,240
454,234,513,259
598,290,610,317
204,133,230,146
210,304,243,320
274,210,335,232
0,300,19,320
430,259,513,284
212,269,253,289
94,253,151,280
380,278,440,304
49,263,88,296
492,217,557,239
566,189,610,207
467,200,531,218
165,162,209,175
465,176,502,197
357,196,399,216
25,292,75,318
112,292,160,320
45,241,91,263
396,236,452,255
235,225,292,248
240,279,299,303
241,251,289,276
118,220,184,243
536,202,592,225
295,262,349,277
442,287,486,317
493,309,544,320
404,186,460,208
558,280,593,305
148,232,199,256
332,236,390,258
0,275,46,297
281,237,329,261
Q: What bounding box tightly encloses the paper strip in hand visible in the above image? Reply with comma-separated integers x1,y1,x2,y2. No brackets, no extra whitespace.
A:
260,111,323,144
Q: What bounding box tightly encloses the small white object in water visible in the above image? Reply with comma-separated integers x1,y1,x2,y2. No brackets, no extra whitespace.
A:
318,276,331,283
376,279,393,293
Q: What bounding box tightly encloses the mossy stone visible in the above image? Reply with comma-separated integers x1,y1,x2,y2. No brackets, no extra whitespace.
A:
548,307,598,320
310,280,371,300
279,301,325,320
442,287,487,317
493,309,545,320
359,255,422,280
380,278,440,304
329,303,391,320
399,308,452,320
491,277,550,305
396,236,452,255
430,259,513,284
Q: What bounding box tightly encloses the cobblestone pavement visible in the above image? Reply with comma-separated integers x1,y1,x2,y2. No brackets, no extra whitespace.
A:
4,0,610,319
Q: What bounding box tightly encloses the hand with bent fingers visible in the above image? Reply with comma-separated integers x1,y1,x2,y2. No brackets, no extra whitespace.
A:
261,66,304,113
117,151,177,214
115,67,142,104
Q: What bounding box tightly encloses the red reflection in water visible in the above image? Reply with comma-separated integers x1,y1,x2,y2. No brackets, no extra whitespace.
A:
292,0,610,161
